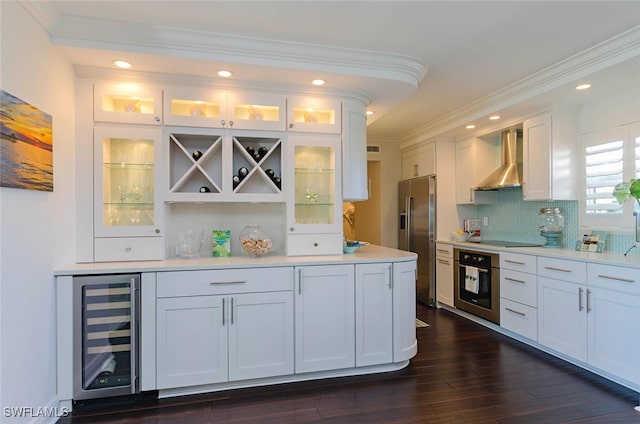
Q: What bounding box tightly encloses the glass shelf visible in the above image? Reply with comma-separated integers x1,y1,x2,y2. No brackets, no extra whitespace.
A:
170,99,222,119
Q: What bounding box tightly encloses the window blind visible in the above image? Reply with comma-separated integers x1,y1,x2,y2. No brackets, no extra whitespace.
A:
584,140,624,214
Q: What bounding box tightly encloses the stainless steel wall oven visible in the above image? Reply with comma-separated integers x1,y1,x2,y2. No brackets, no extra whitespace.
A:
73,274,140,402
454,248,500,324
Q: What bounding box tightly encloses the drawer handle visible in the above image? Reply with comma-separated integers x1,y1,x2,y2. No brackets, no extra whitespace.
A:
209,280,247,285
436,249,450,254
505,259,525,265
597,274,635,283
458,265,488,273
505,277,526,284
437,259,450,265
544,266,572,273
505,307,526,317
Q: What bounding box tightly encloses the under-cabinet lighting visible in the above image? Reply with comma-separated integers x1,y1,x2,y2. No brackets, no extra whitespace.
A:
576,83,592,90
113,60,132,69
217,70,233,78
312,79,326,86
489,115,500,120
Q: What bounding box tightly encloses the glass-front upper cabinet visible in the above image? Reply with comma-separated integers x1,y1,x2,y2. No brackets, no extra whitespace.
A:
94,126,163,238
94,81,162,125
286,133,343,255
227,91,286,131
286,96,341,134
163,87,228,128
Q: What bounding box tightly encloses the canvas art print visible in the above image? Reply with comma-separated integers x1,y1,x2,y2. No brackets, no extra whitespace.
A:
0,89,53,191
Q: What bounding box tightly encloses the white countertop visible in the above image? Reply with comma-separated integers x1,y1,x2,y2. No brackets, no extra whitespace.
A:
54,244,417,275
438,240,640,269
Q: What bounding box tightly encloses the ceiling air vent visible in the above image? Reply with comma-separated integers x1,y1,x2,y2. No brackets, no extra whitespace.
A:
367,145,380,153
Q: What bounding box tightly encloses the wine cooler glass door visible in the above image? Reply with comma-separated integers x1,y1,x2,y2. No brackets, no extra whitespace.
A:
73,274,140,400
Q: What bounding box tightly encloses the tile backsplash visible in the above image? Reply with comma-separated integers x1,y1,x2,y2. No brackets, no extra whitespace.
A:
476,187,638,255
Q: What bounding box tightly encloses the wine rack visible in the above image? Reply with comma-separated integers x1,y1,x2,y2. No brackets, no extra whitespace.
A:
166,129,284,202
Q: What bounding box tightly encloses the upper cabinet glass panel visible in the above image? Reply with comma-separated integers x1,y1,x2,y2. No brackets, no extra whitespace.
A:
94,82,162,125
228,92,286,131
287,96,341,134
164,87,228,128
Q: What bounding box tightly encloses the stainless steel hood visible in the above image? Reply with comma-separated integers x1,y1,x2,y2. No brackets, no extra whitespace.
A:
474,128,522,191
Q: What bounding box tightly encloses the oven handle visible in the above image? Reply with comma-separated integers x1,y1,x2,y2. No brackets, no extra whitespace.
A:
457,264,489,273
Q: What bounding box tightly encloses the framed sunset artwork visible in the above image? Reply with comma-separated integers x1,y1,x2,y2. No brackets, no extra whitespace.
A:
0,89,53,192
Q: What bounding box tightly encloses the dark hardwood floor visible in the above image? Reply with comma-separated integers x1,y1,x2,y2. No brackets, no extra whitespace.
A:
61,304,640,423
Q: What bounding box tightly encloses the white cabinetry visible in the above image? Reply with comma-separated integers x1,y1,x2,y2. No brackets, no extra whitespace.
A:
286,95,341,133
586,264,640,386
537,257,588,361
93,81,162,125
500,252,538,341
93,125,165,261
455,137,498,205
342,98,368,201
286,133,343,255
401,142,435,180
355,263,393,366
435,243,454,307
155,268,294,389
522,107,579,201
393,260,418,362
163,87,286,131
294,264,355,373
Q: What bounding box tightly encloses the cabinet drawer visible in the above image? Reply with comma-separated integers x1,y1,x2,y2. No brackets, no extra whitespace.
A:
157,267,294,297
537,257,586,283
435,243,453,258
588,263,640,295
500,252,536,274
287,234,342,256
94,237,164,262
500,269,537,307
500,298,537,341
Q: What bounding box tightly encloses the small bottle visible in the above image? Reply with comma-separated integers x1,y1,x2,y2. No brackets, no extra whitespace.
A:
192,150,203,161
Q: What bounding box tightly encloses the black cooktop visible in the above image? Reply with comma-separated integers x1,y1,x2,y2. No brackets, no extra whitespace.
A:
479,240,542,248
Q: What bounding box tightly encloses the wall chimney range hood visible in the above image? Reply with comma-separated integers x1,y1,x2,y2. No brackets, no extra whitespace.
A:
474,128,522,191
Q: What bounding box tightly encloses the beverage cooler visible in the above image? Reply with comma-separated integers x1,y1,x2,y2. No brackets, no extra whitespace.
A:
73,274,140,401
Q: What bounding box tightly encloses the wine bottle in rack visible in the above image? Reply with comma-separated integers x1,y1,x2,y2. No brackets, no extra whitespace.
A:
192,150,203,161
233,175,240,189
245,145,255,157
265,169,275,179
258,146,269,158
238,167,249,179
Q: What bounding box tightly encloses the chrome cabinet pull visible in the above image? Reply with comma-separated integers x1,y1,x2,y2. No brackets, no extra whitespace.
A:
597,274,635,283
578,287,584,311
505,307,526,317
221,119,226,126
544,266,572,273
222,297,226,326
505,259,525,265
210,280,246,285
231,297,234,324
505,277,526,284
298,268,302,295
586,289,591,313
436,249,450,255
387,265,392,290
437,259,450,265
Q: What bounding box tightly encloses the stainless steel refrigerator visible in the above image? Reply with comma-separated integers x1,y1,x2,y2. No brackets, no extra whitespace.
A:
398,175,436,306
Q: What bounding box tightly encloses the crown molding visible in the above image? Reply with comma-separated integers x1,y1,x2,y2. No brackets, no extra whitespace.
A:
23,2,427,88
400,24,640,148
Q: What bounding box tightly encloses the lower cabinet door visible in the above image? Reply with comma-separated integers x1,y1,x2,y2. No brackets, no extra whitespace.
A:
295,264,355,373
500,298,538,341
355,263,393,367
156,296,228,389
228,291,294,381
587,287,640,385
393,260,418,362
537,277,587,361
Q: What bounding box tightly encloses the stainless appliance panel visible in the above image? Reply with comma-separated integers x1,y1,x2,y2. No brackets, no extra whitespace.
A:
398,175,436,306
453,248,500,324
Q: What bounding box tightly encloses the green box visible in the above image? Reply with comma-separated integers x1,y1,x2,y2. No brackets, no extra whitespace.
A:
212,230,231,257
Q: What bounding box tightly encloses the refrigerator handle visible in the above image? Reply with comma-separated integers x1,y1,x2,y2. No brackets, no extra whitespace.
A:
406,196,413,250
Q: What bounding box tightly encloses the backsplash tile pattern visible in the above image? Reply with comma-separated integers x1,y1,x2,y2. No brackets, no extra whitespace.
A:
476,187,638,255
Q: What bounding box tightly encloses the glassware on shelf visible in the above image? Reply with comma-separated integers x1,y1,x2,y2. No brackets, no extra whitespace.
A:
239,226,274,257
539,207,564,248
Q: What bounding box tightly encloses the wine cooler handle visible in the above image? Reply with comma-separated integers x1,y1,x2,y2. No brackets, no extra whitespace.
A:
130,277,139,394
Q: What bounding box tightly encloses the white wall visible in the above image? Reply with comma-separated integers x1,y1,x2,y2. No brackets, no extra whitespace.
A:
367,138,401,248
0,3,76,422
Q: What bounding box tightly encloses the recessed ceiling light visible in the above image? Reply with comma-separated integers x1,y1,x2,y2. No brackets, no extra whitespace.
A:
312,79,326,86
113,60,132,69
366,110,375,116
489,115,500,120
465,124,476,129
217,70,232,78
576,83,592,90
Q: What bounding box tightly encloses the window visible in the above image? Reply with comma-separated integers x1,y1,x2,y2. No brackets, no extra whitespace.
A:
580,123,639,231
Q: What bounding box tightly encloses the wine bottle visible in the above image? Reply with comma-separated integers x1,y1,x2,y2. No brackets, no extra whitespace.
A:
258,146,269,158
265,168,275,179
238,167,249,178
199,186,211,193
192,150,203,161
233,175,240,189
245,145,255,157
273,176,281,189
